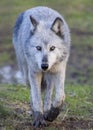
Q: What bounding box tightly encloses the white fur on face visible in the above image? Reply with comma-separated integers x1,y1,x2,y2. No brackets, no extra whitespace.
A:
29,26,67,72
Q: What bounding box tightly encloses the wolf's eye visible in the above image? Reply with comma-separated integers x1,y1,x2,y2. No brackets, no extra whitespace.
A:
36,46,42,51
50,46,55,51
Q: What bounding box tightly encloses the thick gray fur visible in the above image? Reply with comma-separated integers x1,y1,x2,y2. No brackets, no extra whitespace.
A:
13,6,70,126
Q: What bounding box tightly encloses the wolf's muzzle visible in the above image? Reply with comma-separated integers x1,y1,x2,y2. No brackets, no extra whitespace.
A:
41,63,48,71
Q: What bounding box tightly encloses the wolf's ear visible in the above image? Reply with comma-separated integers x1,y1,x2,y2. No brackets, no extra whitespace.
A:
51,17,64,39
30,16,38,28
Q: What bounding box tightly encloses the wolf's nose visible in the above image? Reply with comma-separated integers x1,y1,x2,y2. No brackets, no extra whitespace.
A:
41,63,48,71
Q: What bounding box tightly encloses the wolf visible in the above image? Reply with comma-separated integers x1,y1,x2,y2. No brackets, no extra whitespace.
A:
13,6,70,127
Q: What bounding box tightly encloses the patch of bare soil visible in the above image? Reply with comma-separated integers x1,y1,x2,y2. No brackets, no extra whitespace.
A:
57,117,93,130
13,117,93,130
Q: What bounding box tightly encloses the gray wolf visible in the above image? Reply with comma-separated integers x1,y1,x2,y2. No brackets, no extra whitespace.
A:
13,6,70,127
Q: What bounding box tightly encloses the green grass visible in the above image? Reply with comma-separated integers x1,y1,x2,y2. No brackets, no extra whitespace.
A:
1,84,92,118
0,84,30,102
0,84,93,129
65,85,93,118
0,84,31,130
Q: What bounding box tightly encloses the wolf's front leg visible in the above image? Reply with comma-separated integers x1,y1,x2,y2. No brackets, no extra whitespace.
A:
44,74,54,113
53,70,66,108
44,64,66,122
28,71,46,127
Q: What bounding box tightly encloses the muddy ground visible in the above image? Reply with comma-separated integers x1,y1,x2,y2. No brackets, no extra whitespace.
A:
0,105,93,130
13,119,93,130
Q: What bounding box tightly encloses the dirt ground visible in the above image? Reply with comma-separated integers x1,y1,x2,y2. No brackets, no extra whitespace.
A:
0,102,93,130
10,118,93,130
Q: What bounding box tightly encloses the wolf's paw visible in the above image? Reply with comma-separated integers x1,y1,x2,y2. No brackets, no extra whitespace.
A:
33,112,47,128
44,106,60,122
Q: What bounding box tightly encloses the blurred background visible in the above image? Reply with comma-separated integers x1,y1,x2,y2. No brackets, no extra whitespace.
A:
0,0,93,85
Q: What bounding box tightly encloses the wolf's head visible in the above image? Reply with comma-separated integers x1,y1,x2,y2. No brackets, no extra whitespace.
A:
26,16,69,72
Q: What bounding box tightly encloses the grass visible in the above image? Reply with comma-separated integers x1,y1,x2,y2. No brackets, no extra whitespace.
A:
0,84,31,130
1,84,92,118
65,85,93,118
0,84,93,129
0,84,30,102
